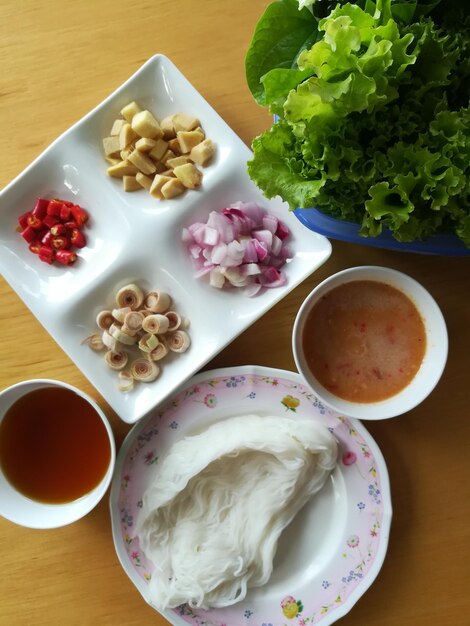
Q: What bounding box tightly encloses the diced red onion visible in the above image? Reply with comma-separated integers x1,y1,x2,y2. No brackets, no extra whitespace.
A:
262,214,278,234
243,282,263,297
275,221,290,241
182,202,292,295
252,229,273,250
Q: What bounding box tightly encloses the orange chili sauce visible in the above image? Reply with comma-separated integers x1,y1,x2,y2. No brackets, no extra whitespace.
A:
0,387,111,503
302,280,426,403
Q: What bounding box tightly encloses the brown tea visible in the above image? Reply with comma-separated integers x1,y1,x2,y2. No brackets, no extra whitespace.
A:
0,386,111,504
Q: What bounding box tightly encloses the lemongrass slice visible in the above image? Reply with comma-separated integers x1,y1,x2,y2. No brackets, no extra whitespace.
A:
104,349,129,370
165,311,181,332
144,291,171,313
118,370,134,392
131,358,160,382
96,310,114,330
109,323,137,345
138,332,160,353
102,329,119,350
148,339,169,361
167,330,191,353
142,313,170,334
123,310,144,333
116,283,144,310
82,333,105,351
112,306,132,324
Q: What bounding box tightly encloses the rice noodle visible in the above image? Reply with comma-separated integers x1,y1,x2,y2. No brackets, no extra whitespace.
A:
135,414,338,610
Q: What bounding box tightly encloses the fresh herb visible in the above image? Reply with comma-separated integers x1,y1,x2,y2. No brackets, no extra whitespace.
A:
246,0,470,247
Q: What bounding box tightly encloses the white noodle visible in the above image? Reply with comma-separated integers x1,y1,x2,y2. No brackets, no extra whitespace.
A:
135,414,338,610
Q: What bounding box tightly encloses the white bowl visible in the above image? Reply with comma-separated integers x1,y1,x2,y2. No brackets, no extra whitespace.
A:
292,266,448,420
0,379,115,528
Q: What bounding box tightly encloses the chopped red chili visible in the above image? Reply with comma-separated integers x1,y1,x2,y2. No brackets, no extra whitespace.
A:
17,197,89,267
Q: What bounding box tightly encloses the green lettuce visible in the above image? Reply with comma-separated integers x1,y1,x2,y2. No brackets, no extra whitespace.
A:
246,0,470,247
245,0,319,107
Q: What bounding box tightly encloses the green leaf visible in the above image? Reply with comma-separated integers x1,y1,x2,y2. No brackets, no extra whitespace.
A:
248,121,326,209
245,0,319,105
261,67,316,116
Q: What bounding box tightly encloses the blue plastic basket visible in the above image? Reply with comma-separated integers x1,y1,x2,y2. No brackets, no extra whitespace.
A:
294,207,470,256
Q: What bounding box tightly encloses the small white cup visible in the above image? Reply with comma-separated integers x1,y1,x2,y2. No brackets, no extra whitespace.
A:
0,379,115,528
292,266,448,420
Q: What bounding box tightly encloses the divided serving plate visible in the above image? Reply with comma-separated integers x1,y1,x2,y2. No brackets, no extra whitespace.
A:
110,365,392,626
0,55,331,423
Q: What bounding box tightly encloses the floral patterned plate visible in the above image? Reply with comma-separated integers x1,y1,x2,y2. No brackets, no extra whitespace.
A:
109,365,392,626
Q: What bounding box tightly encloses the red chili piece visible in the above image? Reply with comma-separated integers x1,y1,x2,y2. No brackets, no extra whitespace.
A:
60,204,72,221
55,249,77,265
28,241,41,254
32,198,49,218
21,226,37,243
38,245,54,264
41,230,53,246
70,204,88,226
18,197,89,267
18,211,31,229
70,228,86,248
26,214,43,230
50,223,66,236
52,236,70,250
46,200,63,216
43,214,59,228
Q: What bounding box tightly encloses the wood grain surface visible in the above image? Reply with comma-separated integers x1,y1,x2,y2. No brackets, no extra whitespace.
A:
0,2,469,625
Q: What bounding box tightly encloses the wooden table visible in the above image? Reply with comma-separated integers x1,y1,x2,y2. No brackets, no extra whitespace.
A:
1,1,469,625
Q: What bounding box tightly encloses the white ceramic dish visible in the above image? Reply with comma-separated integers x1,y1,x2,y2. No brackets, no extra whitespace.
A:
110,365,392,626
0,379,115,529
293,266,448,420
0,55,331,424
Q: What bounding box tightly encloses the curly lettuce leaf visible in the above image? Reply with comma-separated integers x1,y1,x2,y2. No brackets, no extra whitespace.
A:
248,120,327,209
287,1,418,129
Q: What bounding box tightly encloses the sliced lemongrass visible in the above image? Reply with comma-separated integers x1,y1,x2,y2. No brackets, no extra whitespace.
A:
82,333,105,351
181,317,190,330
148,339,169,361
123,310,144,333
131,358,160,382
138,332,160,353
112,306,132,324
167,330,191,353
118,370,134,392
144,290,171,313
96,310,114,330
104,349,129,370
142,313,170,334
102,329,119,350
165,310,181,332
116,283,144,310
109,323,137,345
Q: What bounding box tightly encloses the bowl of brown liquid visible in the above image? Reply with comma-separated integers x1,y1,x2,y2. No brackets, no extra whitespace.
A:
0,379,115,528
292,266,448,420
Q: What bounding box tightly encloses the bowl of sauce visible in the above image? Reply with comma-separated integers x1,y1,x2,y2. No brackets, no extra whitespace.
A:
0,379,115,528
293,266,448,419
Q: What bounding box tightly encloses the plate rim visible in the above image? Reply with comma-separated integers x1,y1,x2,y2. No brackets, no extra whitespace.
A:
109,363,393,626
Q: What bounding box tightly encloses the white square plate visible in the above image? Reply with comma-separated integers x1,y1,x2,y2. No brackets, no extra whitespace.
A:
0,55,331,423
